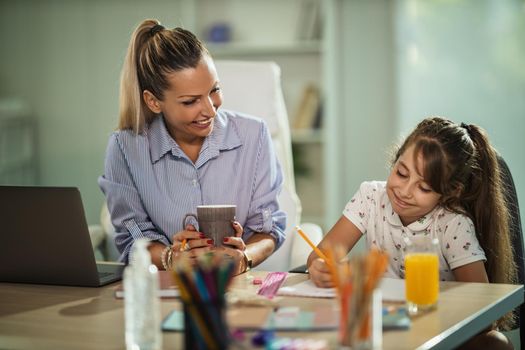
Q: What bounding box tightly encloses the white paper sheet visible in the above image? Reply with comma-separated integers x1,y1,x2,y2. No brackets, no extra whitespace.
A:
277,277,406,302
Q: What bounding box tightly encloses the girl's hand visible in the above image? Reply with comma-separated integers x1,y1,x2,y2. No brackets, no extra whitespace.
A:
216,221,246,274
171,224,213,259
308,258,334,288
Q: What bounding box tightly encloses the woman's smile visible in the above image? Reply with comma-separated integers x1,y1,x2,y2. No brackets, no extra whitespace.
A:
190,117,214,130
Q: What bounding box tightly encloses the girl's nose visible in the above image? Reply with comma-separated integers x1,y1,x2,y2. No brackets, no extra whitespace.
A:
399,183,414,199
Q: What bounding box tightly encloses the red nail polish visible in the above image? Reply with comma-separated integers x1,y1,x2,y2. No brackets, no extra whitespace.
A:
200,233,206,238
207,239,213,244
223,237,229,242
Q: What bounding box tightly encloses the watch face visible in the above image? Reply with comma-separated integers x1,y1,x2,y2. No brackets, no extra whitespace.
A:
244,251,253,270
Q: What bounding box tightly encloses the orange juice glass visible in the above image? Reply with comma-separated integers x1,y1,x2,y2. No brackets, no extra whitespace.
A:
404,236,439,315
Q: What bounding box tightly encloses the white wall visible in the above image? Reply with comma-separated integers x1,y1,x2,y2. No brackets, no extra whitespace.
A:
0,0,186,223
395,0,525,232
324,0,525,251
324,0,397,231
0,0,319,225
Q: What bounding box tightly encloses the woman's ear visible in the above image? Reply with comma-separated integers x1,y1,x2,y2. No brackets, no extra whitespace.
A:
143,90,162,114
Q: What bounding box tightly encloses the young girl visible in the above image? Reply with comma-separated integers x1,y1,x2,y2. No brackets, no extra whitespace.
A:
308,117,516,349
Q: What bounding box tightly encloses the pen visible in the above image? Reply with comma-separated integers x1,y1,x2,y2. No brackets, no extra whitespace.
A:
180,239,187,252
295,226,333,268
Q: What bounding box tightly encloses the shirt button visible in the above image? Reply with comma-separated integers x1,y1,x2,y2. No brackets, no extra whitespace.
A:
192,179,198,187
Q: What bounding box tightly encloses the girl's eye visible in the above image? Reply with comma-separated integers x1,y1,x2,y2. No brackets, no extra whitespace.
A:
211,86,221,94
419,186,432,193
396,170,407,178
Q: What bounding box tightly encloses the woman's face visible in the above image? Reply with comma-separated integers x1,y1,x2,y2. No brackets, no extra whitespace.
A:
386,144,442,226
156,55,223,144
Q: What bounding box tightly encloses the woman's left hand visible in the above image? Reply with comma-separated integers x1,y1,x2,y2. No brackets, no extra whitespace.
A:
216,221,246,273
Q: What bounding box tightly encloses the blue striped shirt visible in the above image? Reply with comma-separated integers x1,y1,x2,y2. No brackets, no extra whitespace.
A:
98,110,286,262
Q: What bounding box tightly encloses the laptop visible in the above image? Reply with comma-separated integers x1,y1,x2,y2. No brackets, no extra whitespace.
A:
0,186,124,287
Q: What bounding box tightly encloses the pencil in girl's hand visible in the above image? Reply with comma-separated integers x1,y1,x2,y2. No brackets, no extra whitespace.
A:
295,226,333,268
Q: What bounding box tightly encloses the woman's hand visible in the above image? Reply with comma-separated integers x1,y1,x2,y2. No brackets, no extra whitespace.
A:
216,221,246,274
171,224,213,260
308,258,334,288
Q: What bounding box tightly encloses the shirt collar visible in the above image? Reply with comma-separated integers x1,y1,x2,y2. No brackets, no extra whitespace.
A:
148,111,242,165
384,194,437,231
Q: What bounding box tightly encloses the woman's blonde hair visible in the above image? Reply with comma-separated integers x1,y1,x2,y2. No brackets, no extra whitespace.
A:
118,19,209,133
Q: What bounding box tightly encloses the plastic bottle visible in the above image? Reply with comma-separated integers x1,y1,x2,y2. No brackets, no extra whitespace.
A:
124,238,162,350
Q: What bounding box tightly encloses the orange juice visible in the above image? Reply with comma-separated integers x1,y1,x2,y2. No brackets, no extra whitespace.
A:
405,253,439,307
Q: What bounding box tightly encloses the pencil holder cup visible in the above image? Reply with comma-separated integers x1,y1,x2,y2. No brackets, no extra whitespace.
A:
338,285,382,350
183,297,230,350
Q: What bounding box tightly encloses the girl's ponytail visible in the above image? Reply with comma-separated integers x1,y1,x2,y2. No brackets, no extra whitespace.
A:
461,124,516,286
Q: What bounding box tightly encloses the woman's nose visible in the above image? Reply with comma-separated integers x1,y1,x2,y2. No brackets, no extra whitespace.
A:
202,96,217,116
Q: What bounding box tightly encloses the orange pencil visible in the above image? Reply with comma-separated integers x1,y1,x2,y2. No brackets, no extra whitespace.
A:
295,226,333,269
180,239,187,252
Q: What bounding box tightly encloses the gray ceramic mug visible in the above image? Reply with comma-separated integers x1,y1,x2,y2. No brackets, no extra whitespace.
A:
182,205,236,247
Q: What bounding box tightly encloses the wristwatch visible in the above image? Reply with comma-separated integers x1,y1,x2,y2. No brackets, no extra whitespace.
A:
242,250,253,272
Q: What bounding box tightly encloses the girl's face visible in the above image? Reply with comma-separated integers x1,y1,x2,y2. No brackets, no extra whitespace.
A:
386,144,441,226
156,55,223,144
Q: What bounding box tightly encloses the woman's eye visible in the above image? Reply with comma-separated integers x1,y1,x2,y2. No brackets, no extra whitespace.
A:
211,86,221,94
182,100,196,106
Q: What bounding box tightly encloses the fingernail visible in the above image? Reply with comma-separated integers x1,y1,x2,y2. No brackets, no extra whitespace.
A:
223,237,229,242
207,239,213,245
200,233,206,238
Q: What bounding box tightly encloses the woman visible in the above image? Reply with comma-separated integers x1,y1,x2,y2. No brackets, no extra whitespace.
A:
99,19,286,274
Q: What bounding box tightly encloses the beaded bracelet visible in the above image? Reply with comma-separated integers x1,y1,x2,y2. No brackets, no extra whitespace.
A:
160,245,171,271
166,248,174,270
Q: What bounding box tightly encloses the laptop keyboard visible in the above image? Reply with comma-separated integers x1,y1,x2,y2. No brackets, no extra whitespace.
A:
98,272,113,278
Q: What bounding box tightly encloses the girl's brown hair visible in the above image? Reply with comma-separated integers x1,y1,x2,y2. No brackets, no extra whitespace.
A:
395,116,516,328
118,19,209,133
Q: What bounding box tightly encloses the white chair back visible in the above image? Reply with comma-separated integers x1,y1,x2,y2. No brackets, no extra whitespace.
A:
215,60,303,271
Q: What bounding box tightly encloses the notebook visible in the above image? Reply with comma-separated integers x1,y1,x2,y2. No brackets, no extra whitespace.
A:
277,277,406,302
0,186,124,287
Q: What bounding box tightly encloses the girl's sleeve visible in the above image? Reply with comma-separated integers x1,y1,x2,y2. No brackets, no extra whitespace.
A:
441,216,486,270
243,122,286,249
98,133,170,263
342,182,374,235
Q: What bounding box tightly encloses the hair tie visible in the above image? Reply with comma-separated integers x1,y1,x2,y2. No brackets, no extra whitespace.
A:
460,122,471,134
150,24,164,36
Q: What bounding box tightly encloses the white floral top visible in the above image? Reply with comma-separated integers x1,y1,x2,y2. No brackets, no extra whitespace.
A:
343,181,486,281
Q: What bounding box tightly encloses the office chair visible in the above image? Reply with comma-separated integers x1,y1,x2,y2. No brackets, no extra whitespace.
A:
89,60,323,272
498,155,525,345
214,60,323,271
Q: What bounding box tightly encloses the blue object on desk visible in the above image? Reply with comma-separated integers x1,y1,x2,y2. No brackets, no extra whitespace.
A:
382,306,411,330
252,329,274,347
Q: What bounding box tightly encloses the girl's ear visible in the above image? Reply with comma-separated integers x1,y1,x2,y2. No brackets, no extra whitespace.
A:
143,90,162,114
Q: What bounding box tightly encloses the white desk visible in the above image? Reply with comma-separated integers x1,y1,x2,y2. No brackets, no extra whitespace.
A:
0,271,522,349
